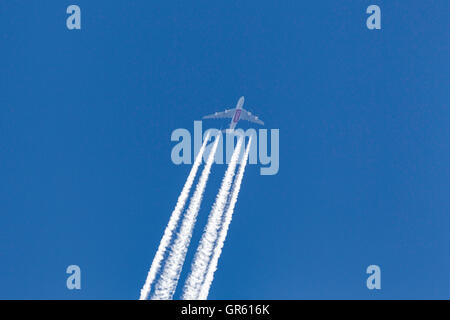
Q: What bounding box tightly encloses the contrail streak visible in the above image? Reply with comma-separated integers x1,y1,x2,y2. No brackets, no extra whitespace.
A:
182,137,244,300
139,133,210,300
152,134,221,300
198,138,252,300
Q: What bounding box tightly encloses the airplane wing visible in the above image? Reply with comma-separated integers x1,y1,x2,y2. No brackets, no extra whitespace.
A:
240,108,264,125
203,109,235,119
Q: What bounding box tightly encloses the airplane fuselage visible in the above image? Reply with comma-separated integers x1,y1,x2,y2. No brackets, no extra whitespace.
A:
229,96,245,130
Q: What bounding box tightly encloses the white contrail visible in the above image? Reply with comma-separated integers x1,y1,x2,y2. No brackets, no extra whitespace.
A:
152,134,221,300
182,136,244,300
198,138,252,300
139,132,210,300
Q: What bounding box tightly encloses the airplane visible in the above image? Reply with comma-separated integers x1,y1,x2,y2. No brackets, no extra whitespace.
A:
202,96,264,131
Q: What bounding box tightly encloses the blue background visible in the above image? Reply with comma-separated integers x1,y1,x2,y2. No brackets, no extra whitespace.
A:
0,1,448,299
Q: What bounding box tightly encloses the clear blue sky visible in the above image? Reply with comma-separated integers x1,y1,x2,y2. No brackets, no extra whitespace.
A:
0,1,448,299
